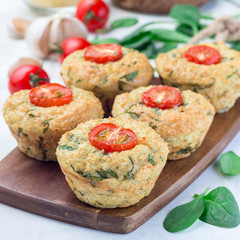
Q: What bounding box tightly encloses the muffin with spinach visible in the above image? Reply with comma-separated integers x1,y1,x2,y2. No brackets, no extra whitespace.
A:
56,117,168,208
155,41,240,113
112,85,215,160
60,44,153,112
3,84,103,161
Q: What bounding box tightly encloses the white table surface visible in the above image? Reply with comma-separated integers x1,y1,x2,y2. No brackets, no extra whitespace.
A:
1,0,240,239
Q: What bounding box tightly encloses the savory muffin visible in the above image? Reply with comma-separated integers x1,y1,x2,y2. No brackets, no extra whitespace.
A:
3,84,104,161
155,41,240,112
112,85,215,160
60,44,153,112
56,118,168,208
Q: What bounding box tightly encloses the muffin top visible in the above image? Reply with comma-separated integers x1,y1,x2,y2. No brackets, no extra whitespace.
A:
3,86,104,135
60,46,153,98
56,118,168,182
112,85,215,138
155,41,240,87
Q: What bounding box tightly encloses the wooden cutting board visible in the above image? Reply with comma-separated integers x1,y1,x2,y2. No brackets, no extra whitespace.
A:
0,92,240,234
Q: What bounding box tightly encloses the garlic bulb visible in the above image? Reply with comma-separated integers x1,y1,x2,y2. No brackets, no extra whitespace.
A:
25,12,88,59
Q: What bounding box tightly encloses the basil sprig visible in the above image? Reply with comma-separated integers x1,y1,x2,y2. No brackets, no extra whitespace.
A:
220,151,240,176
164,187,240,232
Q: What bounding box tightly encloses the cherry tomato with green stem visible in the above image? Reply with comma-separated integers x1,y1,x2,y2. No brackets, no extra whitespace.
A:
9,65,49,94
75,0,109,32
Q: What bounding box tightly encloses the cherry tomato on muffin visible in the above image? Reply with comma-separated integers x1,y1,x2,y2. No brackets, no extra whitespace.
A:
75,0,109,32
57,37,92,63
9,65,49,94
142,86,183,110
184,45,221,65
29,83,72,107
84,44,123,64
89,123,137,153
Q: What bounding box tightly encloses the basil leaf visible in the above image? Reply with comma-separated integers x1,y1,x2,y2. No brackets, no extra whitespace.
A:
220,151,240,176
150,29,190,43
164,188,209,232
111,18,138,30
199,187,240,228
170,4,200,35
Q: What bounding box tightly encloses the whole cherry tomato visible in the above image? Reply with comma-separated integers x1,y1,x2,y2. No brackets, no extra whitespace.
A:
89,123,137,153
184,45,221,65
142,86,183,110
9,65,49,94
29,83,73,107
57,37,91,63
75,0,109,32
84,44,123,64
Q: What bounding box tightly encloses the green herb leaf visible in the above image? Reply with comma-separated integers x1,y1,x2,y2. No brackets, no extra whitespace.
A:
140,41,156,58
127,111,140,119
120,71,138,81
91,38,120,44
163,188,209,232
170,4,200,35
220,151,240,176
107,169,118,178
122,32,152,49
199,187,240,228
58,145,78,151
148,153,157,166
151,29,190,43
111,18,138,30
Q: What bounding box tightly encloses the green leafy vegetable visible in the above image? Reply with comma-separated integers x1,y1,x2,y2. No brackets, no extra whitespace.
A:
111,18,138,30
58,145,78,151
163,188,209,232
148,153,157,166
107,169,118,178
92,37,119,44
151,29,190,43
220,151,240,176
120,71,138,81
170,4,201,35
199,187,240,228
127,112,140,119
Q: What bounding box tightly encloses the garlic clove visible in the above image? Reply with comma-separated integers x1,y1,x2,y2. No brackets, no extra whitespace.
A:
26,12,88,60
8,57,41,77
8,18,31,39
25,17,52,59
62,17,88,40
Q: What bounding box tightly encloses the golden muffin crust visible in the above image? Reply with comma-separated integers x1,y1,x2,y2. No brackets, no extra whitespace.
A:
112,85,215,160
60,47,153,102
155,41,240,113
3,86,104,161
56,118,168,208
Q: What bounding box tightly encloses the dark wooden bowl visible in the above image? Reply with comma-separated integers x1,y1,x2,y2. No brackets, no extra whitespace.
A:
112,0,210,14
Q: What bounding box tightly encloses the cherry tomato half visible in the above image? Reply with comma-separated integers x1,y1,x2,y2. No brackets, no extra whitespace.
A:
89,123,137,153
58,37,92,63
76,0,109,32
84,44,123,64
142,86,183,110
29,83,73,107
184,45,221,65
9,65,49,95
